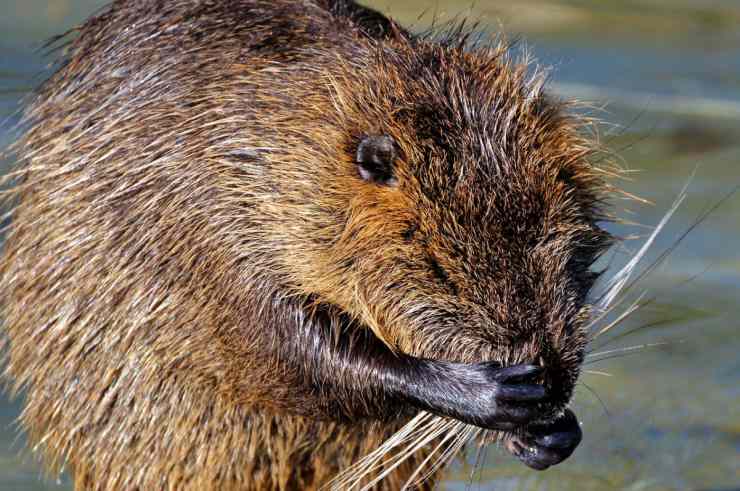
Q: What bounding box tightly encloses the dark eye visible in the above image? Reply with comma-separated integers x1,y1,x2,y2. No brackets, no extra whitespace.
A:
355,135,398,186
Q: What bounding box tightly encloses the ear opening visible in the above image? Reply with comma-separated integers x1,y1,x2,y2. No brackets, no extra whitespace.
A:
355,135,398,186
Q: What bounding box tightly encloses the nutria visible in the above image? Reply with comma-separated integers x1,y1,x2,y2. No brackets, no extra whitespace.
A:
0,0,612,489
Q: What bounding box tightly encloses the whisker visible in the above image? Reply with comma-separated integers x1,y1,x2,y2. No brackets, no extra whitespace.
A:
584,286,650,345
585,291,632,331
437,426,480,482
578,382,611,418
591,292,646,340
585,340,683,365
335,415,456,491
401,422,463,489
465,435,486,491
405,423,478,489
586,198,688,339
587,341,674,359
356,418,457,491
595,315,690,350
413,423,480,486
326,412,438,490
480,444,490,485
582,369,613,377
620,184,740,298
598,178,691,309
594,184,738,353
592,263,712,349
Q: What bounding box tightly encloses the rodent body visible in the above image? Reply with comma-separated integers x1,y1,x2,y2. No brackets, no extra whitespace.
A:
1,1,609,489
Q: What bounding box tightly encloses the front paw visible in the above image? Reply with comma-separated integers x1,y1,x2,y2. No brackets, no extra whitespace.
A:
400,361,549,431
467,363,548,430
505,409,582,470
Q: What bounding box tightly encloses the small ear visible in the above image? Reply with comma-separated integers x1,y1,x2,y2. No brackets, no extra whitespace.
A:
355,135,398,185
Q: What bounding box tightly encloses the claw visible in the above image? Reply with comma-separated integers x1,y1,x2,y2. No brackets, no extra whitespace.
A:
479,363,547,429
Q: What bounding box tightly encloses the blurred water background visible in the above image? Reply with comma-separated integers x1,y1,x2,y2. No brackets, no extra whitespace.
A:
0,1,738,490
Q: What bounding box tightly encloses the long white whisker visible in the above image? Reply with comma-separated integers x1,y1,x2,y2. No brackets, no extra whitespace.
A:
407,424,481,489
401,421,465,489
591,292,646,340
621,184,739,300
326,412,436,490
331,415,438,489
330,414,454,490
582,369,613,377
356,418,457,491
586,341,676,360
598,177,691,309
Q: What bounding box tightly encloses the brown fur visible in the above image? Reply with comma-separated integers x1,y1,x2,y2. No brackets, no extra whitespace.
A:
1,0,612,489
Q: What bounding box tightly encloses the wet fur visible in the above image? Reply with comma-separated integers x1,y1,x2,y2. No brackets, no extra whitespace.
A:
1,0,612,489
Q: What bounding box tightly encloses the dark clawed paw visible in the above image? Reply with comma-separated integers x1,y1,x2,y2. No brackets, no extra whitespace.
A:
506,409,582,471
479,363,547,430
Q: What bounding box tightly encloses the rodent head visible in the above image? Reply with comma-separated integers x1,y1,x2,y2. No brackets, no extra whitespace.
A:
260,39,611,415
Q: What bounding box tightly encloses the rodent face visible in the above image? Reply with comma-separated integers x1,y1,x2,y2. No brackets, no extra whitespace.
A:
277,42,610,415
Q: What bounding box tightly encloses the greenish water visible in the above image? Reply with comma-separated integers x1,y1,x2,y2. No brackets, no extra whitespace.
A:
1,1,738,490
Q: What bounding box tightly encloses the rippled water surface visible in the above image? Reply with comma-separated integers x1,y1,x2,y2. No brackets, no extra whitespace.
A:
1,1,738,490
